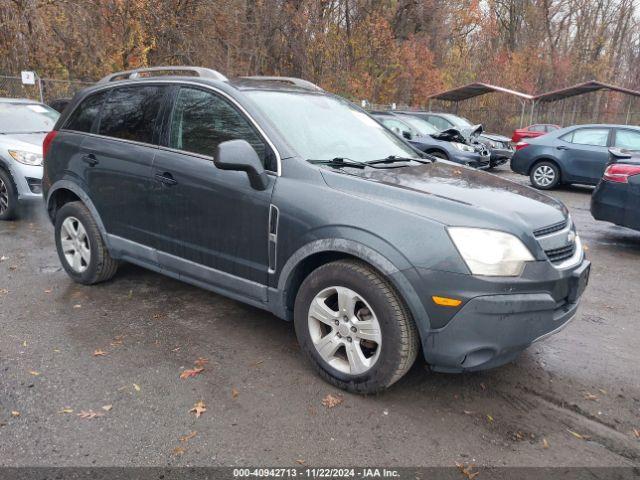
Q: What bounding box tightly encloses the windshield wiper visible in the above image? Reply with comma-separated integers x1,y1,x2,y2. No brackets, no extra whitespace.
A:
364,155,431,166
308,157,367,169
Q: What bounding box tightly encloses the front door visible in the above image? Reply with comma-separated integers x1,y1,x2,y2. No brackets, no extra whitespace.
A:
151,86,277,298
559,127,611,184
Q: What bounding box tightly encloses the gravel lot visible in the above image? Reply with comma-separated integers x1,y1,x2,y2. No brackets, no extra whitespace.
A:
1,167,639,468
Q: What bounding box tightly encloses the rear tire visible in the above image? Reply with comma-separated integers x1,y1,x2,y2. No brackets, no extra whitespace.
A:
54,201,118,285
294,260,419,394
0,169,18,221
530,161,560,190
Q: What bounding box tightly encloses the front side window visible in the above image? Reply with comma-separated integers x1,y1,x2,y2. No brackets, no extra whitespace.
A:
614,129,640,151
65,91,109,133
169,87,272,170
426,115,451,131
396,115,438,136
0,102,59,134
97,85,166,144
246,91,421,162
379,117,414,137
564,128,609,147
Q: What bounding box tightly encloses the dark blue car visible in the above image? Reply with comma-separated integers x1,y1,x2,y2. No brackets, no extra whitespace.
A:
511,124,640,189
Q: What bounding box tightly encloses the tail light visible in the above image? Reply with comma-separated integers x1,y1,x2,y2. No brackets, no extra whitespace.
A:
603,163,640,183
42,130,58,161
515,141,529,151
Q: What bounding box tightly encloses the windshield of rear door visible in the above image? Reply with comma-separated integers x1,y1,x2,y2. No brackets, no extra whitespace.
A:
246,91,421,162
0,102,59,134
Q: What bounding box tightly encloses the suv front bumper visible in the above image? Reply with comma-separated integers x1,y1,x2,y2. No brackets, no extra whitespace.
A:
420,259,590,372
7,161,43,200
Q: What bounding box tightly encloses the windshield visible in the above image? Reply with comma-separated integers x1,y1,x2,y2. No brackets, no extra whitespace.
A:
0,102,59,134
246,91,421,162
443,114,473,128
396,115,438,135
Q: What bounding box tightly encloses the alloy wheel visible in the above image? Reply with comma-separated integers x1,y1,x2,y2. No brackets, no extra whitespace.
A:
533,165,556,187
307,286,382,375
60,216,91,273
0,177,8,215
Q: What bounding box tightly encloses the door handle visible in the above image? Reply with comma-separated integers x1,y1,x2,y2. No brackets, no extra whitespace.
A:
556,145,569,150
82,153,99,166
154,172,178,186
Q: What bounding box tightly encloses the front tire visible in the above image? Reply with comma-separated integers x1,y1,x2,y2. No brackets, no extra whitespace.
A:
294,260,419,394
54,201,118,285
0,169,18,221
530,161,560,190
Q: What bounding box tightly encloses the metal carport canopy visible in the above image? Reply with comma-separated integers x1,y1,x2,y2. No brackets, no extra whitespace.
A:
427,82,534,102
533,80,640,102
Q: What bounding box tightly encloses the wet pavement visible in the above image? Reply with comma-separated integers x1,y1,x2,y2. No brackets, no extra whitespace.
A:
0,167,639,467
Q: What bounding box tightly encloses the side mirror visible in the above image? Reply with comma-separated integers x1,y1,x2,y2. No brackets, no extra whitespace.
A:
402,130,412,140
213,139,269,191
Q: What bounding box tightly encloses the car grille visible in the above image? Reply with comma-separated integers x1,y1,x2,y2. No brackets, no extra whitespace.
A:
533,220,567,237
544,243,576,263
533,219,578,265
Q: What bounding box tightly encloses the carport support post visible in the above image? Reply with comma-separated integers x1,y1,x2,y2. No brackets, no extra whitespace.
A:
519,100,526,128
428,99,432,112
454,101,459,114
529,101,536,125
625,97,632,124
560,99,567,127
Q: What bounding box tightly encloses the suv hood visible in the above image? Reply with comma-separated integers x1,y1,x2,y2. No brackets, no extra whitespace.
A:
0,132,46,153
431,124,483,143
322,161,567,232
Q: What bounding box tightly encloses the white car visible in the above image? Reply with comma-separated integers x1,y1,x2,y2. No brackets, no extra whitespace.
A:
0,98,59,220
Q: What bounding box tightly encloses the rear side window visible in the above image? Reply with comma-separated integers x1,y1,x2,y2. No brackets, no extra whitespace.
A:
563,128,609,146
529,125,545,132
614,129,640,150
97,86,166,144
64,91,108,133
168,87,273,170
426,115,451,131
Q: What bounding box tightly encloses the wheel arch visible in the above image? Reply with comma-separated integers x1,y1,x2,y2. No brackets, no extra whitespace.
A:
271,238,432,341
425,148,449,160
46,181,108,243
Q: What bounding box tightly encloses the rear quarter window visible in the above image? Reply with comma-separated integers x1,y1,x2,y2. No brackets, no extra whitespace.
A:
64,91,109,133
97,85,167,144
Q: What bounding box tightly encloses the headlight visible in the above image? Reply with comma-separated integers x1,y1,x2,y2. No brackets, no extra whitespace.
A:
448,227,534,276
451,142,475,153
8,150,43,166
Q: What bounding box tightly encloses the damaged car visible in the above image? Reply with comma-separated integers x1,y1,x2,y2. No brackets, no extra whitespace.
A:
399,111,513,169
371,111,490,169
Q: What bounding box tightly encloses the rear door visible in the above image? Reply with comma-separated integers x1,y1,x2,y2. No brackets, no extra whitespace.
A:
82,85,168,258
151,85,276,297
557,127,611,184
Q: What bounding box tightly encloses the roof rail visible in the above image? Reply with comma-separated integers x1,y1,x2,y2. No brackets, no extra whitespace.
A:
240,76,323,91
98,66,228,83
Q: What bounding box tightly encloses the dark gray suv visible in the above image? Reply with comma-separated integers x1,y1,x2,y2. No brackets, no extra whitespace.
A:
43,67,590,393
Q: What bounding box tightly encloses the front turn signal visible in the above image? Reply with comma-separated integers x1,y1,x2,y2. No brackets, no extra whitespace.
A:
432,296,462,307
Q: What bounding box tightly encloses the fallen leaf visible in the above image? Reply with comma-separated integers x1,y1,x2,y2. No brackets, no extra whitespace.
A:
463,410,474,415
172,446,185,456
321,394,343,409
231,387,239,399
22,341,27,347
486,414,494,423
180,367,204,379
598,388,607,395
249,360,264,367
632,429,639,439
77,410,103,420
133,383,141,392
480,383,487,391
9,265,17,271
189,400,207,418
101,405,112,412
171,346,181,352
542,438,549,449
514,431,525,441
568,429,590,440
455,462,479,480
194,357,209,368
93,349,107,357
296,459,305,465
179,431,197,443
0,255,7,261
584,392,598,401
58,408,73,414
11,411,20,417
44,289,52,294
0,289,8,295
28,370,40,376
152,312,166,320
73,304,82,309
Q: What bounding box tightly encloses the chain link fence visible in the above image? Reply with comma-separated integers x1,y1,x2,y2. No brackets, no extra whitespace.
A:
0,75,94,105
